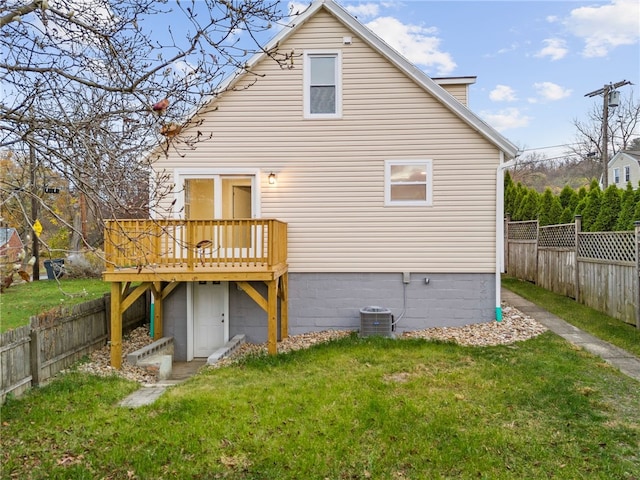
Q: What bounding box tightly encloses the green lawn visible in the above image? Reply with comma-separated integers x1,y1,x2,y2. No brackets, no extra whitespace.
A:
0,279,111,332
1,334,639,479
502,276,640,358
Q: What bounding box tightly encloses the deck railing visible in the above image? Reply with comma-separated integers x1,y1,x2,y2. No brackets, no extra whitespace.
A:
104,219,287,271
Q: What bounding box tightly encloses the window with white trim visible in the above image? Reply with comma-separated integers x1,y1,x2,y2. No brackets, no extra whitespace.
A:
385,160,433,206
304,51,341,118
614,168,620,184
624,165,630,182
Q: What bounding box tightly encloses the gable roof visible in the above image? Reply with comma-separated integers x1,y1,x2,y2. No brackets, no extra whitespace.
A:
208,0,519,159
0,227,21,248
608,150,640,167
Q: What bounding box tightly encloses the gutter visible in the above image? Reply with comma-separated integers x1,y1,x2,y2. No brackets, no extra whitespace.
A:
495,153,518,321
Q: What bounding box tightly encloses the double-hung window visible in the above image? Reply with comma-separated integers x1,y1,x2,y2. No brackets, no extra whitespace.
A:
384,160,433,206
304,51,341,118
624,165,630,182
614,168,620,184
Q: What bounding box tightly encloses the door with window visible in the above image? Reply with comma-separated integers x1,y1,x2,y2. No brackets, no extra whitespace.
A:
185,176,253,252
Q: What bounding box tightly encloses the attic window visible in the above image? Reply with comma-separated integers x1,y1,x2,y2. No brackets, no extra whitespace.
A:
304,51,342,119
384,160,433,206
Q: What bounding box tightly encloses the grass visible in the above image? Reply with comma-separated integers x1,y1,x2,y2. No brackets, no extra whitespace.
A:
0,279,111,332
2,334,639,479
502,276,640,358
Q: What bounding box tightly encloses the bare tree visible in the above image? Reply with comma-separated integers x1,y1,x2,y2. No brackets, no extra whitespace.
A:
1,0,294,277
571,89,640,184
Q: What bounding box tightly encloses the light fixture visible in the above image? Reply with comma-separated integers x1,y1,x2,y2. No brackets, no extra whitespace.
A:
268,172,277,185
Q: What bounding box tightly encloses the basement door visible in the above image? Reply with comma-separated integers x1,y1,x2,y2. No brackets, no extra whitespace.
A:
192,281,229,358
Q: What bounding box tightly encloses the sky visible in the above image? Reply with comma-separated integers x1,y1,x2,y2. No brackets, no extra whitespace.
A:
294,0,640,159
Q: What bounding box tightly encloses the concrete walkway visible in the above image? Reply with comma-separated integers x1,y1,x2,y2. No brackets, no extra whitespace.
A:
119,360,206,408
502,288,640,383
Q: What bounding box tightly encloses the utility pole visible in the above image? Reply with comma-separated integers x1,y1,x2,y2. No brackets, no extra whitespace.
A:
29,140,40,281
585,80,632,189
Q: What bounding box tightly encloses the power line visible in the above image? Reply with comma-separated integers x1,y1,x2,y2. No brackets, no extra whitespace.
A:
520,143,581,152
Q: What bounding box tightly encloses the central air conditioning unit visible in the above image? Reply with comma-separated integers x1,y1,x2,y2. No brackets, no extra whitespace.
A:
359,306,393,337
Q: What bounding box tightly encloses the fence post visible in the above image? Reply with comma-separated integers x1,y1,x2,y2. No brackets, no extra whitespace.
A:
635,221,640,329
534,220,540,285
104,293,111,338
29,320,41,387
574,215,582,302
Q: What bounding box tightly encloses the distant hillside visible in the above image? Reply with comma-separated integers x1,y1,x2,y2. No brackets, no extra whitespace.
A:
508,156,601,194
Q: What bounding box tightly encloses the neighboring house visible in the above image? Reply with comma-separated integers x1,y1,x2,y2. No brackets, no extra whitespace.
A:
103,0,518,366
0,227,24,267
608,150,640,189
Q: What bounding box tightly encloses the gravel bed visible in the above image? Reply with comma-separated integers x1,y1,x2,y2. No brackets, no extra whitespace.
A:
72,328,159,384
401,304,548,346
73,303,546,383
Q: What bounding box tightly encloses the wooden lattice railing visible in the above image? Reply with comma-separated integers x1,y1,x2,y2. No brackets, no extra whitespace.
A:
578,231,636,264
507,220,538,241
539,223,576,248
104,219,287,271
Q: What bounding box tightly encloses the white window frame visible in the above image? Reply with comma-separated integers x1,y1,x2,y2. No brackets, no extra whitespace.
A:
384,159,433,207
624,165,630,182
173,167,261,219
613,167,620,184
303,50,342,119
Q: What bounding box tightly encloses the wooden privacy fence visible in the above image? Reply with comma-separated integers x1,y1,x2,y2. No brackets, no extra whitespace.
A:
505,215,640,327
0,291,148,403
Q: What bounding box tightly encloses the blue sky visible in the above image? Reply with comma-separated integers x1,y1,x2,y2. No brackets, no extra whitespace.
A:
291,0,639,158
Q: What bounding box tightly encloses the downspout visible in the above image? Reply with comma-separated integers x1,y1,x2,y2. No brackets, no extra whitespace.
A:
495,153,518,321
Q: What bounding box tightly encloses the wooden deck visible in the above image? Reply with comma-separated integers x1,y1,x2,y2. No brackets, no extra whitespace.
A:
102,219,288,368
104,218,287,280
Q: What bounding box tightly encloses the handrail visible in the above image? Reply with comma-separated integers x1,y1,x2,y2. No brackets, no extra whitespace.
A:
104,219,287,271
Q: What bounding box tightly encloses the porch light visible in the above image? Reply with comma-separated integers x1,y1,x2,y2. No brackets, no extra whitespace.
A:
268,172,277,185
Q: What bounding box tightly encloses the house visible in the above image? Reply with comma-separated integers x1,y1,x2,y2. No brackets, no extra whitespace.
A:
103,0,518,367
608,150,640,189
0,227,24,267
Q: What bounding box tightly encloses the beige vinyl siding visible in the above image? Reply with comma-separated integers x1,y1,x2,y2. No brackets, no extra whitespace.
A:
437,84,469,105
608,153,640,187
154,10,502,273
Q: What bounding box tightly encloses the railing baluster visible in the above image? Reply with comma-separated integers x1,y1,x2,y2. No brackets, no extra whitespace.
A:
104,219,286,272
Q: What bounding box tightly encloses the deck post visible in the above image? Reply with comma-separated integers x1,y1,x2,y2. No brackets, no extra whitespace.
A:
267,279,278,355
280,273,288,340
153,282,163,340
110,282,123,369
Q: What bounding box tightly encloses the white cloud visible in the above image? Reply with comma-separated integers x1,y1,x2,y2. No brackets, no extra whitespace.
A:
535,38,568,61
480,108,531,132
51,0,115,28
344,3,380,19
490,85,517,102
33,0,116,46
288,2,310,16
531,82,572,102
496,43,519,55
564,0,640,57
365,17,456,75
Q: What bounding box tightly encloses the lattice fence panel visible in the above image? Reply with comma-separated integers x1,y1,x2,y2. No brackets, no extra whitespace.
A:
508,221,538,241
578,231,636,263
539,223,575,248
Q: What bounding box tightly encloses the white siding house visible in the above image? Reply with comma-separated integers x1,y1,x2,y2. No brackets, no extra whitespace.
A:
142,0,518,359
608,151,640,189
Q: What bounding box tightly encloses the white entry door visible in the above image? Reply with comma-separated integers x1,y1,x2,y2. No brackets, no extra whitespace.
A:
193,282,228,357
